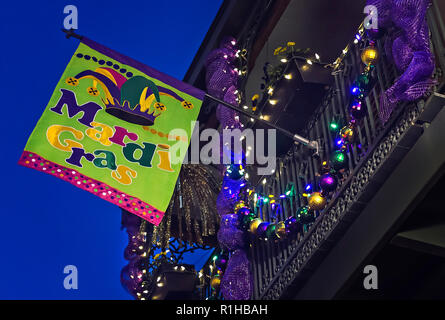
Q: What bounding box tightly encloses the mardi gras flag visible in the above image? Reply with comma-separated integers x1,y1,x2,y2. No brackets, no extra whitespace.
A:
19,38,204,226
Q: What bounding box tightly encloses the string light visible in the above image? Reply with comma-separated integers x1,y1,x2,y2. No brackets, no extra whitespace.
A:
280,58,288,63
335,137,344,148
284,73,293,80
269,99,278,105
336,152,345,162
306,59,313,65
315,53,320,60
329,120,340,131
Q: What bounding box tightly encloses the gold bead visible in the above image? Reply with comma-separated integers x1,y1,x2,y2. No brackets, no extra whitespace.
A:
249,218,263,235
308,192,327,211
210,276,221,290
275,221,287,239
361,46,379,66
234,201,246,213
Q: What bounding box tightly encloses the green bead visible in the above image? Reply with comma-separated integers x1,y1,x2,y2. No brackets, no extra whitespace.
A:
265,224,277,239
242,213,256,223
330,150,348,171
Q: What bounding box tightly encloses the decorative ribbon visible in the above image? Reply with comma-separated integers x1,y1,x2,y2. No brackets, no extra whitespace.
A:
120,210,150,299
366,0,435,122
205,36,253,300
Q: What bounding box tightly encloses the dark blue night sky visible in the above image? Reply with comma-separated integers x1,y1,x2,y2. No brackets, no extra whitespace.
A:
0,0,222,299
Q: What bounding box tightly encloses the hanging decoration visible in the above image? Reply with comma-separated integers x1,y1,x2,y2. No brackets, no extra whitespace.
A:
365,0,435,122
307,192,327,211
205,36,252,300
319,173,338,193
232,28,384,245
361,45,379,67
18,37,205,227
202,2,434,296
120,215,213,300
203,2,437,299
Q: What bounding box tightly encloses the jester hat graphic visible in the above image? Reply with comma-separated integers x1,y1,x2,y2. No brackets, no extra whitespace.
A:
66,67,194,126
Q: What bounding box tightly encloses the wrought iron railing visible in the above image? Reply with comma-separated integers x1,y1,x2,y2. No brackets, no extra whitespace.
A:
250,3,445,300
200,2,445,300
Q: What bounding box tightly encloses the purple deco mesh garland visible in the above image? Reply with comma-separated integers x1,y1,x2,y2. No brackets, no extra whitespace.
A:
366,0,435,122
120,210,147,299
205,36,253,300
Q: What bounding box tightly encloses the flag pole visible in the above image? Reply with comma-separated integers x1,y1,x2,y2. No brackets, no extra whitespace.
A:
204,94,318,152
62,28,83,40
61,29,319,153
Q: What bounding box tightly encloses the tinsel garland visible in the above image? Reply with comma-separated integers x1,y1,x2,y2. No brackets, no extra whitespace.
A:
152,165,222,247
120,164,222,298
205,36,253,300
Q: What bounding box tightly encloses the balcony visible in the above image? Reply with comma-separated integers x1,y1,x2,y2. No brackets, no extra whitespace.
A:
191,0,445,299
